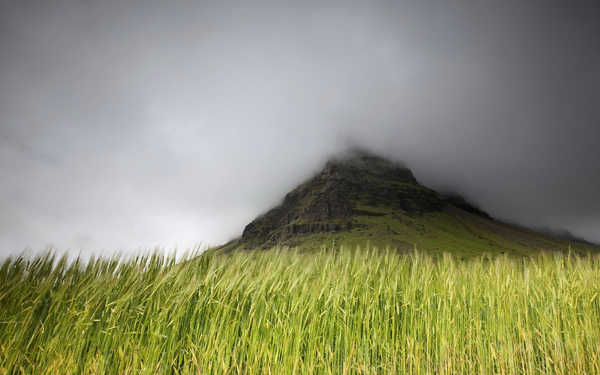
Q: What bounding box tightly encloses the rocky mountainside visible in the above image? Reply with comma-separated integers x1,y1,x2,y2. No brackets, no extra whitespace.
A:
241,151,444,248
225,150,598,256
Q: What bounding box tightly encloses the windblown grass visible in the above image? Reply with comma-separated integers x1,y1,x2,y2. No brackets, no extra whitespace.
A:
1,247,600,374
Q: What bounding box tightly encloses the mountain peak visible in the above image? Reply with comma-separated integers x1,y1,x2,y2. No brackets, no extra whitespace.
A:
324,148,408,173
240,151,442,249
228,151,599,255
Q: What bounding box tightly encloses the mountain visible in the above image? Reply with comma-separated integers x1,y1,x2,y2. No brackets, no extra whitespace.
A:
222,150,598,256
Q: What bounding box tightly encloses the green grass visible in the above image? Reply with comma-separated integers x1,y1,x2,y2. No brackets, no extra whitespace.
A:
263,208,600,258
1,247,600,374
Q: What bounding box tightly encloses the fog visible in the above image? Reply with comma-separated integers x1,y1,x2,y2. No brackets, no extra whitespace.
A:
1,0,599,257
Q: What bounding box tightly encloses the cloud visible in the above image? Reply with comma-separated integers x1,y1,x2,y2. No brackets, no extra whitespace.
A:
1,0,599,256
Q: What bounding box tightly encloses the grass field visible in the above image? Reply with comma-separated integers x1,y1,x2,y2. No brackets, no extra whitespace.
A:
1,246,600,374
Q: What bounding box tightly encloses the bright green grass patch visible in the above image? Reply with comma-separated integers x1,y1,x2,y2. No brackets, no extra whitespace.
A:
1,247,600,374
279,209,596,257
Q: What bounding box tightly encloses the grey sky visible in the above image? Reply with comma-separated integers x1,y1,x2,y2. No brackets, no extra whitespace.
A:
1,0,599,257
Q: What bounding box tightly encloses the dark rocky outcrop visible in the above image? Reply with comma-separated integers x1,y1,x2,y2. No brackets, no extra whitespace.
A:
241,150,444,248
442,193,492,219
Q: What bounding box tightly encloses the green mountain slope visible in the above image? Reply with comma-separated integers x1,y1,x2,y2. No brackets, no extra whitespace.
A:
224,150,598,256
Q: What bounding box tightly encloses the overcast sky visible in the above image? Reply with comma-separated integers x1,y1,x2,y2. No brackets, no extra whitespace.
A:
1,0,599,257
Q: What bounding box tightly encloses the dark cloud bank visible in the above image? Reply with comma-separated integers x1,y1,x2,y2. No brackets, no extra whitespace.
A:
1,0,599,257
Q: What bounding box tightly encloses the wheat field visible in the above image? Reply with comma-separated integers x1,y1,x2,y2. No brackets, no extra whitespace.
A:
1,247,599,374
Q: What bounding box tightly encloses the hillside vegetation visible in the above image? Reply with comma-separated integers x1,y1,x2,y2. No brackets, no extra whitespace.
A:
1,247,600,374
